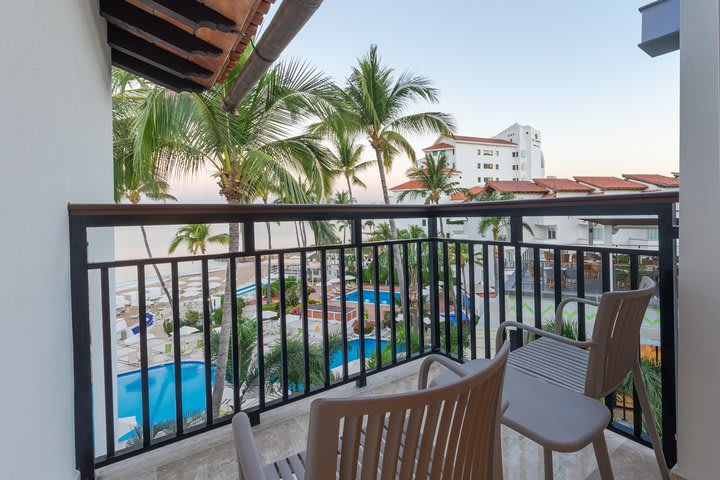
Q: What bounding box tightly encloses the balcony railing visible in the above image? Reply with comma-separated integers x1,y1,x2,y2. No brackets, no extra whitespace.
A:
68,191,678,479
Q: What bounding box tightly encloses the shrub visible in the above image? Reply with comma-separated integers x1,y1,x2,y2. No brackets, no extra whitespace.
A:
352,319,375,335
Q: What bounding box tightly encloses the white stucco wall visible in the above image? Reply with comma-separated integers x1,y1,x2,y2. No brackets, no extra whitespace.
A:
0,1,112,479
676,0,720,477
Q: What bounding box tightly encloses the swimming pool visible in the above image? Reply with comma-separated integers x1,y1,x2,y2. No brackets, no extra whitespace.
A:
342,289,400,305
117,340,387,441
117,361,214,441
330,338,389,368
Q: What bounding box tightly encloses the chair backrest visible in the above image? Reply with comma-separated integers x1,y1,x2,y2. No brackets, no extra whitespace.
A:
585,277,655,397
304,342,510,480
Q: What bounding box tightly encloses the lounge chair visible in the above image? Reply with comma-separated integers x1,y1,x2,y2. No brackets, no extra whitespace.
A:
232,342,511,479
431,277,668,480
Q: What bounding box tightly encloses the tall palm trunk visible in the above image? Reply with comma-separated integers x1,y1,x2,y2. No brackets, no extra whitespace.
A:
373,146,409,326
211,204,240,418
346,176,354,203
140,225,173,305
265,221,273,305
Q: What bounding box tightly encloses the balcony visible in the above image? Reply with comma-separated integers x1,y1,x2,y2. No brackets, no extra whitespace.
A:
69,192,678,479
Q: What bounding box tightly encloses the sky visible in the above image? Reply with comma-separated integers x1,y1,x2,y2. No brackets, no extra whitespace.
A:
168,0,680,204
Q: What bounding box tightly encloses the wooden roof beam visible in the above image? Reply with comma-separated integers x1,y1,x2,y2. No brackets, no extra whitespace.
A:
100,0,223,57
107,25,213,79
111,50,207,92
136,0,236,33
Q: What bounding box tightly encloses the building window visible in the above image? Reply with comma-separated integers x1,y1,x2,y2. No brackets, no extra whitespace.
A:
432,151,438,157
512,177,519,181
512,152,519,158
495,150,499,156
647,227,659,241
495,164,499,169
483,163,494,169
592,226,602,241
483,149,494,156
477,149,482,155
422,219,427,227
547,227,557,240
512,165,519,171
483,176,493,182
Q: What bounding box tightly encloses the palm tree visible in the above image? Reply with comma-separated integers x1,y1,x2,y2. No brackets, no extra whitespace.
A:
255,177,279,305
342,44,456,324
396,153,467,236
168,224,229,255
121,55,337,417
326,126,372,202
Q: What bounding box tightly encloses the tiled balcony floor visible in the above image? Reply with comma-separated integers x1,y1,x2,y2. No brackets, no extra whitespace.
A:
98,359,663,480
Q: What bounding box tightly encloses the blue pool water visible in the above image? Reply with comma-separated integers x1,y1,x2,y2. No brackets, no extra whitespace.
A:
117,340,387,441
117,362,214,441
342,289,400,305
330,338,389,368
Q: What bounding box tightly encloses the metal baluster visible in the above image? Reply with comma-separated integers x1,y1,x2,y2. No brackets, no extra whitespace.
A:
577,251,586,341
403,242,411,360
388,245,397,364
171,262,183,436
137,266,151,444
533,248,542,330
373,244,382,370
300,252,310,394
630,254,642,438
443,241,451,354
201,260,212,425
468,243,477,360
352,219,366,386
339,248,349,381
417,240,425,353
278,255,289,401
100,268,115,456
320,250,330,387
454,241,463,361
482,243,491,359
254,255,265,409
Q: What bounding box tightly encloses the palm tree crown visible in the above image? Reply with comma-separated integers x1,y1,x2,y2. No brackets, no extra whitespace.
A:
168,224,229,255
396,153,466,205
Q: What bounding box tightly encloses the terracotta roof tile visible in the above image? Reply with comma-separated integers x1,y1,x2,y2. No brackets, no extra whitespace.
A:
622,174,679,188
218,0,276,81
533,178,593,192
389,180,424,191
450,186,485,202
422,142,454,151
453,135,515,146
486,181,548,194
574,176,648,191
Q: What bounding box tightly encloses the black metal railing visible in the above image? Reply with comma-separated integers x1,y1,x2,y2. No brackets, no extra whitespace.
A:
69,192,678,479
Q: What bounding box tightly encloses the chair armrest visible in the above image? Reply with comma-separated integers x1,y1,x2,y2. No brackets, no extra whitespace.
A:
495,321,595,352
232,412,265,480
555,297,600,335
418,354,468,390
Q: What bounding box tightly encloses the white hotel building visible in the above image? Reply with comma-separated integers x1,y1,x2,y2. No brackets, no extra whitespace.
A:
390,123,679,249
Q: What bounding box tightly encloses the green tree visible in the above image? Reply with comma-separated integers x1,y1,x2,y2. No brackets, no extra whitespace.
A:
119,55,337,417
397,153,467,236
168,224,229,255
326,126,372,203
341,44,456,324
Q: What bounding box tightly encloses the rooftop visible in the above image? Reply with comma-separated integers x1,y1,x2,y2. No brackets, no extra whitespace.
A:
486,180,548,194
533,177,595,192
453,135,516,146
622,174,680,188
574,176,648,191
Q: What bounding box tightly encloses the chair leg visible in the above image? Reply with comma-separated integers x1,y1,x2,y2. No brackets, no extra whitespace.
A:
543,448,554,480
633,362,671,480
592,433,614,480
494,424,504,480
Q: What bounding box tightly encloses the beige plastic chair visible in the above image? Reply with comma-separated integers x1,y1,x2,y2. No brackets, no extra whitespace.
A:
431,277,669,480
232,341,511,480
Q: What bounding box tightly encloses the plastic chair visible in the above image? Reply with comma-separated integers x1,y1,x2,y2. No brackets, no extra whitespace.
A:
232,342,511,480
432,277,669,479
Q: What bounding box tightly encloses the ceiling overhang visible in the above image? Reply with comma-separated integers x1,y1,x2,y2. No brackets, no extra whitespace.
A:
100,0,274,91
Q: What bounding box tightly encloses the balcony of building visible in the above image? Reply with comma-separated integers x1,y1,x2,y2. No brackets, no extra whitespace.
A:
69,192,678,479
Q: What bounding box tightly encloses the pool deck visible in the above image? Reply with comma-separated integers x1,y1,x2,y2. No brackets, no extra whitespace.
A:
97,358,664,480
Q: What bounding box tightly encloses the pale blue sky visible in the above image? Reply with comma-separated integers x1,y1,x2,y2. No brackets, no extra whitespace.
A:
173,0,679,203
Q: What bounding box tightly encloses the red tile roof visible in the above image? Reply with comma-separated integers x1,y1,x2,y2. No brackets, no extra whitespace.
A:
532,178,593,192
486,181,548,194
450,186,485,202
389,180,424,191
422,142,455,152
574,176,647,191
622,174,679,188
453,135,515,146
